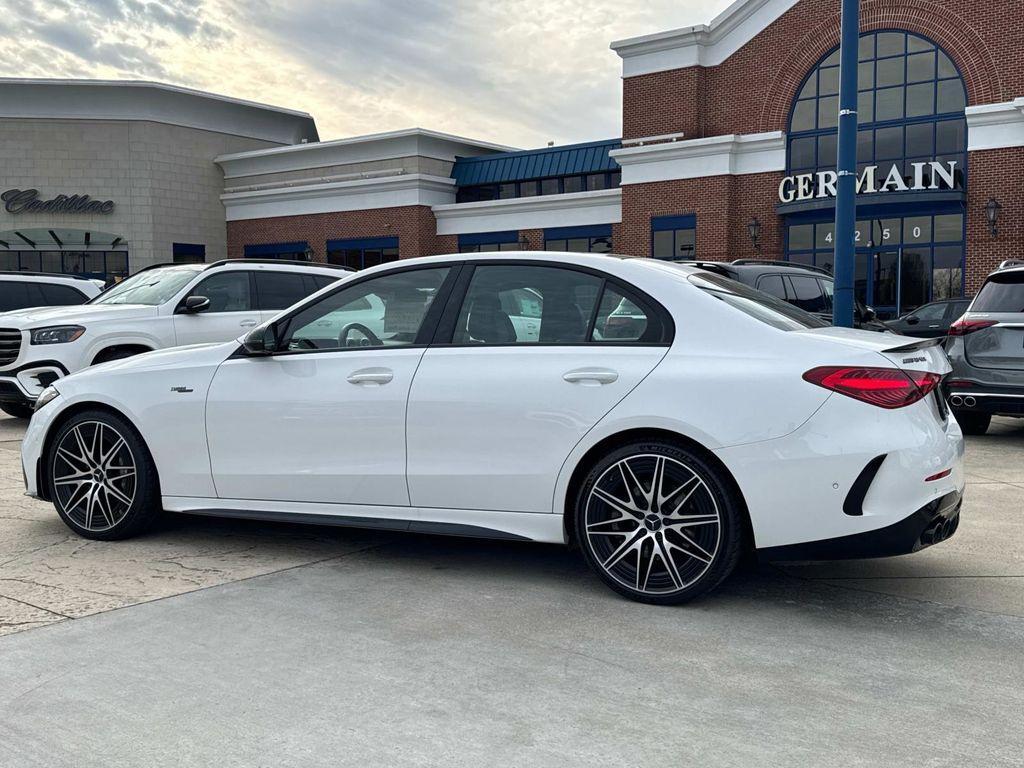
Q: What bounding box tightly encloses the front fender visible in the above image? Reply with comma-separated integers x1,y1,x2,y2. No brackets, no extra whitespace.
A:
32,348,225,498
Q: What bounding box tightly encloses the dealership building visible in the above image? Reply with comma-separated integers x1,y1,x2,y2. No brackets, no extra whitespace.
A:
3,0,1023,317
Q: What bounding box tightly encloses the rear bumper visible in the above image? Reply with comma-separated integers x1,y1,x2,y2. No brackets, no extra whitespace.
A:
758,490,962,561
946,388,1024,416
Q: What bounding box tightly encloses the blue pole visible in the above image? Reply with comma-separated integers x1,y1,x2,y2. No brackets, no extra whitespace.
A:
832,0,859,328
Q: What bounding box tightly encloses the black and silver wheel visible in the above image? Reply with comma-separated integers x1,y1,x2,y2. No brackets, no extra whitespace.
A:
47,410,162,540
575,441,743,604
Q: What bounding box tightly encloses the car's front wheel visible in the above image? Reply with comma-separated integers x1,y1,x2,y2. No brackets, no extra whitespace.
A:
574,440,744,604
46,409,162,540
1,403,35,420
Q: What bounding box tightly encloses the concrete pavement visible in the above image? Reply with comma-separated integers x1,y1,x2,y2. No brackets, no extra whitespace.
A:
1,414,1022,766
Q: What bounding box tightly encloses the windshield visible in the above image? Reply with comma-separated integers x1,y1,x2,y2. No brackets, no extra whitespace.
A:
972,272,1024,313
90,267,200,306
687,271,829,331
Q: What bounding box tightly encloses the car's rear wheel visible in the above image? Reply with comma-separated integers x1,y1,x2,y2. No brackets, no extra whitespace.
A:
574,441,744,604
47,409,162,540
953,410,991,436
1,403,35,420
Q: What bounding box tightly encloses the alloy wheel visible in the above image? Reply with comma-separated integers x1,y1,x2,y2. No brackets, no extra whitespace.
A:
52,420,137,532
584,454,721,595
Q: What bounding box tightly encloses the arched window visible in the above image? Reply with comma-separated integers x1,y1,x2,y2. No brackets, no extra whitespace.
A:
785,30,967,316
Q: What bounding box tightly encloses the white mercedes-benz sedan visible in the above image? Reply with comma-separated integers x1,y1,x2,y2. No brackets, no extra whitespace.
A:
21,253,965,604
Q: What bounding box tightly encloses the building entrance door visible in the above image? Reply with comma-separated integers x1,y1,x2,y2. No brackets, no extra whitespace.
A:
855,247,901,320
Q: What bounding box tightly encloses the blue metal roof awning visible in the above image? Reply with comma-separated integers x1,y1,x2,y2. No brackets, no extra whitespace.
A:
453,139,621,187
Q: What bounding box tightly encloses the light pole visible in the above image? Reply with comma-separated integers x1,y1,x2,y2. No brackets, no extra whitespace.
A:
832,0,860,328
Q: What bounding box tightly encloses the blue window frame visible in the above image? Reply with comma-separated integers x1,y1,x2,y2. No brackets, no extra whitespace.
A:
326,236,399,270
543,224,612,254
173,242,206,264
785,31,968,316
244,241,310,259
651,214,696,261
788,30,967,188
458,231,520,253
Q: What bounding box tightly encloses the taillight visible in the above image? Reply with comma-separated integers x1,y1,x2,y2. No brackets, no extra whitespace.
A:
949,318,997,336
803,366,941,409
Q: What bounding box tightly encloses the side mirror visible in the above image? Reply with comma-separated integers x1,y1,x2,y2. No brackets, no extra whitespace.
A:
178,295,210,314
861,306,878,322
242,323,279,356
905,315,920,325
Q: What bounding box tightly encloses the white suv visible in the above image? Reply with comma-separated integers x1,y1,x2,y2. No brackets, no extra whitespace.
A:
0,271,103,311
0,259,347,418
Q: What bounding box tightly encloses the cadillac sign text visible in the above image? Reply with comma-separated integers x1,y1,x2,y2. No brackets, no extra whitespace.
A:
2,188,115,215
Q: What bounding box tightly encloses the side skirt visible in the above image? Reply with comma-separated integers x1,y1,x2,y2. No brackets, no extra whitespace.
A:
162,496,566,544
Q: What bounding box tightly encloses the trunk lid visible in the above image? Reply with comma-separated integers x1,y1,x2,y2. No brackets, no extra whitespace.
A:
962,314,1024,372
794,327,952,375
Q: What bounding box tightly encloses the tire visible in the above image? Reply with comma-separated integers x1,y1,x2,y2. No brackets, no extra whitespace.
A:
954,410,991,436
46,409,162,540
1,403,35,420
574,440,744,605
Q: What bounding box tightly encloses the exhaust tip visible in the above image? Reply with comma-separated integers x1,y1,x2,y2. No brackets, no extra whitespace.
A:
950,395,963,406
964,396,977,407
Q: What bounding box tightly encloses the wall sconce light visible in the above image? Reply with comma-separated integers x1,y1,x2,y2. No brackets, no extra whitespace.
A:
985,198,1002,237
748,217,762,250
518,234,530,250
302,247,315,261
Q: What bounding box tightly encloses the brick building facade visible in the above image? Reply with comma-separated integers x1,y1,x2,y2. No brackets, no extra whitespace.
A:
218,1,1024,318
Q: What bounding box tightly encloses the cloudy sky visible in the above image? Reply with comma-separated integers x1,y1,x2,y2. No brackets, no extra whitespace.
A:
0,0,733,147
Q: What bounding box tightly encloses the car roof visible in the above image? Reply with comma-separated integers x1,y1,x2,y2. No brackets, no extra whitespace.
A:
133,260,349,276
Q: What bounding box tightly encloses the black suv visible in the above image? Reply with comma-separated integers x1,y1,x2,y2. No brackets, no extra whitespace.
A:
690,260,894,332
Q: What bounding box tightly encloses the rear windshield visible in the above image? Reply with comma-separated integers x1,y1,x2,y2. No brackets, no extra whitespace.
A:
687,271,829,331
972,272,1024,313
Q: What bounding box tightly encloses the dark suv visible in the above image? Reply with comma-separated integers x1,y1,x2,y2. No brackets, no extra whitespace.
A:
944,260,1024,434
691,260,894,332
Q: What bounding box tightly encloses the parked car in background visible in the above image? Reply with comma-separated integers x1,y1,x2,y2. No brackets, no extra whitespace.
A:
888,299,972,338
0,259,347,418
0,272,101,312
691,260,895,332
944,260,1024,435
23,252,963,605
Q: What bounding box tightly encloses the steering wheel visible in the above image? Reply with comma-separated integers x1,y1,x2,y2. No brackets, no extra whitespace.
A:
339,322,383,348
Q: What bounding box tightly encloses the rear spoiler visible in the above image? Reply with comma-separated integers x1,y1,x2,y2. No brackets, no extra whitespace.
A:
882,337,945,354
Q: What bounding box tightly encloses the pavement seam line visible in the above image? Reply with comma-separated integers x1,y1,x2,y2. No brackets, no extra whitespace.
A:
0,593,72,620
0,540,391,637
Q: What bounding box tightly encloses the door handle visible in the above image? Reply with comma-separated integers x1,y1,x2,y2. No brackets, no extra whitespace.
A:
563,368,618,386
347,368,394,386
239,319,258,327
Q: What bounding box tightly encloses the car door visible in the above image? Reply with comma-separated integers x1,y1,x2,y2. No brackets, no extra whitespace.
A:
172,270,262,345
406,262,672,514
205,265,453,505
896,301,948,337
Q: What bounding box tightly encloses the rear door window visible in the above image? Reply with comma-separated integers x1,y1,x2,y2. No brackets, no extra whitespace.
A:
786,275,829,313
255,271,314,310
39,283,88,306
972,273,1024,312
0,281,39,311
